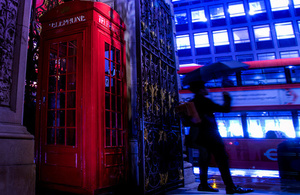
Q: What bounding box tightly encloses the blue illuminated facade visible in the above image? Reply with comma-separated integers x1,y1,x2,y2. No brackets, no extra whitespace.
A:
173,0,300,65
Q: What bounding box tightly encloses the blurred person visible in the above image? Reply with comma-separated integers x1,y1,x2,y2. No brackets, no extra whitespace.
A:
189,81,254,194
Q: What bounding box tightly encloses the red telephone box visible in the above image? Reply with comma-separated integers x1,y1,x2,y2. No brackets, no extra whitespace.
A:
35,1,127,194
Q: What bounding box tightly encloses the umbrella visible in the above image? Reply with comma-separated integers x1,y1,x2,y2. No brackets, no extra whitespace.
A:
182,60,249,85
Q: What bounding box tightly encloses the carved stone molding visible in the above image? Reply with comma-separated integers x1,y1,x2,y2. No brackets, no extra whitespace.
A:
0,0,19,106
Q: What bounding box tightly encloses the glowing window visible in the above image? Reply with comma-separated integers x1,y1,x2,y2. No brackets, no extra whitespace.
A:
275,22,295,39
270,0,289,11
257,53,276,60
176,35,191,50
249,0,266,15
280,51,299,58
293,0,300,8
233,27,250,44
253,25,271,41
216,113,243,138
191,8,207,22
174,12,188,25
194,32,210,48
210,5,225,20
228,2,246,17
213,30,229,46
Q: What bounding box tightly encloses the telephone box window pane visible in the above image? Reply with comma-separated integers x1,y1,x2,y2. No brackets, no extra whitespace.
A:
111,46,115,61
105,76,110,92
105,93,110,109
56,129,65,145
117,81,121,95
50,43,58,59
67,92,76,108
59,58,67,74
116,49,120,63
112,130,117,146
106,111,110,127
48,77,56,92
228,2,246,17
47,111,56,127
112,96,116,111
112,113,116,128
116,64,121,78
49,60,56,75
67,74,76,90
57,93,65,109
118,131,122,146
57,110,65,127
67,110,76,127
68,57,76,73
48,93,56,109
105,43,109,58
117,97,121,112
66,129,76,146
210,5,225,20
47,128,55,145
111,78,116,94
59,42,67,57
57,75,66,92
275,22,295,39
111,62,116,77
117,113,122,128
106,129,111,146
105,59,110,75
68,40,77,56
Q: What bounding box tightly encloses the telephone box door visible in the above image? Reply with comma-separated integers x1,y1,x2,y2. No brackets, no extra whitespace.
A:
100,32,127,187
39,34,82,187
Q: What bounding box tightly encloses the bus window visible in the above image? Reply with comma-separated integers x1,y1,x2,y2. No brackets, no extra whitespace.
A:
216,112,243,137
241,67,286,85
288,65,300,83
247,111,295,138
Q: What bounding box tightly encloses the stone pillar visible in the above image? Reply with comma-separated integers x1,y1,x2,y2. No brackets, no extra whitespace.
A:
0,0,35,195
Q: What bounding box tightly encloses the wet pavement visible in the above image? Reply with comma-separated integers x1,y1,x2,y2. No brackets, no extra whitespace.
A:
167,167,300,195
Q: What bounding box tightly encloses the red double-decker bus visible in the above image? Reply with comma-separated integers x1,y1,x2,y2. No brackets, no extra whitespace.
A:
178,58,300,170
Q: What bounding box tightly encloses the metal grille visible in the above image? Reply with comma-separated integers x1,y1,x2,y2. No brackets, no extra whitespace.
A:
137,0,183,193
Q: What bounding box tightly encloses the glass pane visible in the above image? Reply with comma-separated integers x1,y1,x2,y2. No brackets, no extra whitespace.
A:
111,78,116,94
116,64,121,78
174,12,188,24
67,110,76,127
254,25,271,41
105,76,110,92
216,118,244,137
48,76,56,92
117,113,122,129
106,111,110,127
105,93,110,110
57,110,65,127
59,42,67,57
48,93,56,109
233,27,250,43
112,112,116,128
105,43,110,58
67,92,76,108
191,8,207,22
105,59,110,75
47,111,56,127
68,57,76,73
213,30,229,46
111,46,115,61
118,130,122,146
56,129,65,145
228,2,245,17
50,43,58,59
194,32,210,48
57,93,65,109
68,40,77,56
112,96,116,111
117,97,121,112
67,128,76,146
47,128,55,145
210,5,225,20
270,0,289,11
176,35,191,49
111,62,115,77
57,75,66,92
249,0,266,15
112,129,117,146
116,49,120,63
275,22,295,39
67,74,76,90
59,58,66,74
49,60,56,75
106,129,111,146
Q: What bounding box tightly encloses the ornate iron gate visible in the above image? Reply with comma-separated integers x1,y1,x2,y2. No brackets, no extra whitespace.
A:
136,0,183,193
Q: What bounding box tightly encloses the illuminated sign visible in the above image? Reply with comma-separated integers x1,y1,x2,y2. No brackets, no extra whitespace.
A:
48,15,86,28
